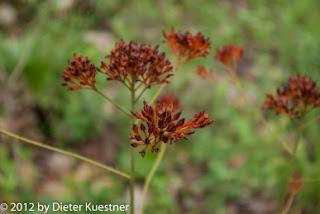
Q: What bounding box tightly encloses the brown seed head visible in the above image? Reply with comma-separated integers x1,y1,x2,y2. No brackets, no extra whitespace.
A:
63,54,97,90
215,44,244,70
130,100,214,156
163,29,211,61
263,75,320,118
100,41,173,88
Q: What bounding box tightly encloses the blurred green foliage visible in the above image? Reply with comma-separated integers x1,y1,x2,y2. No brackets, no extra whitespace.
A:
0,144,17,201
0,0,319,213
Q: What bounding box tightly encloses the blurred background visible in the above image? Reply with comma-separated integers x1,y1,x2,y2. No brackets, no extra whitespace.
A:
0,0,319,213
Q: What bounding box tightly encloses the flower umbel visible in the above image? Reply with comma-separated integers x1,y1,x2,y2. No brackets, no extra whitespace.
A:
63,54,97,90
263,75,320,118
163,29,211,61
215,44,243,70
130,100,214,157
100,41,173,88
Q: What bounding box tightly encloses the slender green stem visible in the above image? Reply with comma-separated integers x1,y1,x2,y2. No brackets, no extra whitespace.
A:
150,84,166,104
130,82,136,214
149,55,180,105
123,81,132,91
292,121,305,157
135,82,144,92
281,121,305,213
135,86,150,103
141,143,167,213
139,55,181,212
280,140,294,156
292,136,302,157
226,66,239,86
281,193,295,214
94,88,132,117
0,128,130,179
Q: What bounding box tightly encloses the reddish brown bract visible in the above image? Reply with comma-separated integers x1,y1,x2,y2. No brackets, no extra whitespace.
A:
263,75,320,118
215,44,243,70
129,100,214,156
63,54,97,90
289,175,303,195
163,29,211,61
157,93,181,111
195,65,214,80
100,41,173,87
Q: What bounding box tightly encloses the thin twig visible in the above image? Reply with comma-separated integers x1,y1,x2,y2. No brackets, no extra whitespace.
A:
281,193,295,214
0,129,130,179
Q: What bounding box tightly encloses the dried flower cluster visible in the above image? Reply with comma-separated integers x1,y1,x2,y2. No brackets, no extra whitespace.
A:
62,33,215,158
101,41,173,88
263,75,320,118
163,29,211,61
215,44,243,70
63,54,97,90
195,65,214,80
130,100,214,156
